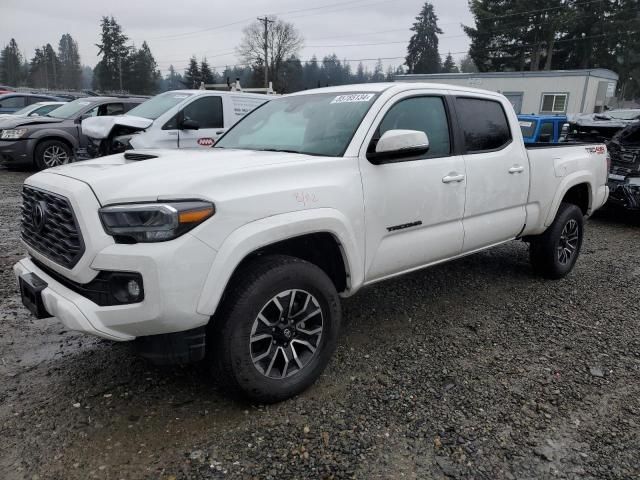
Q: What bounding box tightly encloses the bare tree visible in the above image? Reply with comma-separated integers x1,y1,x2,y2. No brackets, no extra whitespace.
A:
237,16,303,90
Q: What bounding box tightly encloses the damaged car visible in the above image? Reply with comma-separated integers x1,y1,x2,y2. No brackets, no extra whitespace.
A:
607,122,640,211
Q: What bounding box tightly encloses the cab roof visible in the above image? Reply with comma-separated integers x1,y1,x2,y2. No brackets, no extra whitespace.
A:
286,82,505,99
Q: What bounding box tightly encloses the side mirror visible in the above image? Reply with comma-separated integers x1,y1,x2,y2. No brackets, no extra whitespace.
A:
368,129,430,164
180,118,200,130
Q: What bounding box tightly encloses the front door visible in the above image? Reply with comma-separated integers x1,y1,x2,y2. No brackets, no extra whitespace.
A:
359,92,467,283
455,96,529,252
177,96,225,148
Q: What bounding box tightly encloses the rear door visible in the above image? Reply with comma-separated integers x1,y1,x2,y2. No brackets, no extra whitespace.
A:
455,96,529,252
359,91,467,282
178,95,225,148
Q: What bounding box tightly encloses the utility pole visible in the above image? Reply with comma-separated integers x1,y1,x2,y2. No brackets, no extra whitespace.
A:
257,16,274,88
118,54,123,92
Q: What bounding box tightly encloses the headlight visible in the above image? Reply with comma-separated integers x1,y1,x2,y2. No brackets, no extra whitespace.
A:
1,128,28,140
99,201,215,243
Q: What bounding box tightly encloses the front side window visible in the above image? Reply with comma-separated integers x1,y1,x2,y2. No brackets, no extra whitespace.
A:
182,96,223,129
372,96,451,159
100,103,124,116
541,94,568,113
456,97,512,153
215,92,378,157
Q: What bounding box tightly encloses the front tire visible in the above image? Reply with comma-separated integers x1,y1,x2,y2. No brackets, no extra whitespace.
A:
209,255,341,403
530,202,584,279
34,140,72,170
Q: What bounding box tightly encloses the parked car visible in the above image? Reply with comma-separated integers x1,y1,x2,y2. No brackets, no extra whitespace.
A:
0,101,66,119
81,90,271,157
607,122,640,210
0,93,65,114
14,83,609,402
0,96,145,170
518,114,568,144
0,85,15,94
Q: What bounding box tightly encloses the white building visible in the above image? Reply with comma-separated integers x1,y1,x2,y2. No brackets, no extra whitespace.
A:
394,69,618,115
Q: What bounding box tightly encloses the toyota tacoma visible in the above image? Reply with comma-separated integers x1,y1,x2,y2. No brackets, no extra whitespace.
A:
15,83,609,402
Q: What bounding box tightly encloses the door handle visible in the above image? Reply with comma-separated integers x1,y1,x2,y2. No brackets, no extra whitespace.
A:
442,173,465,183
509,165,525,174
216,131,225,135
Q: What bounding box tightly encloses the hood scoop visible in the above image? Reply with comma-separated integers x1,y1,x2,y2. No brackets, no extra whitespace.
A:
124,151,158,161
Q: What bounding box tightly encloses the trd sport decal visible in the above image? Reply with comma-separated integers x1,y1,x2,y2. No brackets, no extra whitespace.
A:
197,138,215,146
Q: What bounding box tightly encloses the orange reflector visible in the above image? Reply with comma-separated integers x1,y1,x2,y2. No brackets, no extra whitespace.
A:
178,207,214,224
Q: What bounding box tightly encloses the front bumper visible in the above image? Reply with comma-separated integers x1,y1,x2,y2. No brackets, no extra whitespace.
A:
14,232,217,341
0,138,34,166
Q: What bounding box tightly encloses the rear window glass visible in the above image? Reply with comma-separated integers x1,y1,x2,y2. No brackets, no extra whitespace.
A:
519,120,537,138
457,98,512,152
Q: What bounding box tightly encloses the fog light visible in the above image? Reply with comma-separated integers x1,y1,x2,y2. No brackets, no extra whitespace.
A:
127,279,141,299
109,273,144,304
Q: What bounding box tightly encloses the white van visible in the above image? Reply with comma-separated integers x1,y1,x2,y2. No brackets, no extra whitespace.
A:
82,90,271,156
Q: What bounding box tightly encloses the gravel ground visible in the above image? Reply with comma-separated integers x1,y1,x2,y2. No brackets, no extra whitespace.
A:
1,168,639,480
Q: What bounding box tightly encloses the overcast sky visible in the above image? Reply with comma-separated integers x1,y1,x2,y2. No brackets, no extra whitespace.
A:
1,0,474,75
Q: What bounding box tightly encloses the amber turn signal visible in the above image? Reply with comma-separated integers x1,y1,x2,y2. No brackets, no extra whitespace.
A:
178,206,215,224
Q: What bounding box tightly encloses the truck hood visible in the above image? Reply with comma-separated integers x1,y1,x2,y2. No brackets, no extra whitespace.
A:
82,115,153,139
45,148,316,204
0,115,63,129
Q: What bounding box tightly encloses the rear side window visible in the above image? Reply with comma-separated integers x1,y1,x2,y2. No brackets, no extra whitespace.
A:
375,96,451,158
519,120,536,138
1,96,26,108
183,96,223,129
456,98,512,153
539,121,554,142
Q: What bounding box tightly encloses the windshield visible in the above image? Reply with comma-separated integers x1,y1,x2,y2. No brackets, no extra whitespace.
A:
12,104,38,116
215,92,378,157
607,110,640,120
47,99,94,119
519,120,537,138
127,91,193,120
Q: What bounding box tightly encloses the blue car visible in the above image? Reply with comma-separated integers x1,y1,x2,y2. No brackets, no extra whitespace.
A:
518,114,568,144
0,93,65,114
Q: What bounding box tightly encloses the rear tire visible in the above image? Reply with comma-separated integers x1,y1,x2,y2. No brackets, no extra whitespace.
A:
529,202,584,279
34,139,72,170
209,255,341,403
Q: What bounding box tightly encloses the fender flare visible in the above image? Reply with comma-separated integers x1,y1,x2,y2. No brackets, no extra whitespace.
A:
195,208,364,316
544,171,594,226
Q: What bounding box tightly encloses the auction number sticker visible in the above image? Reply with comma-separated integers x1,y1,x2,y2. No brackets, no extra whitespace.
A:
331,93,375,104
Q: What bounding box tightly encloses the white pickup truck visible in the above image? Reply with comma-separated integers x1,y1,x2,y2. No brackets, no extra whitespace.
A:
15,83,609,402
81,89,269,156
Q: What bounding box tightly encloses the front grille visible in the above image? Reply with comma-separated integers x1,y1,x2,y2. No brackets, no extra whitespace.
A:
21,186,85,269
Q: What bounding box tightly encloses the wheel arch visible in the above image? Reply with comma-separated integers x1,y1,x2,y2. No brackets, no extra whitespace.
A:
33,135,76,163
195,209,364,318
544,175,594,226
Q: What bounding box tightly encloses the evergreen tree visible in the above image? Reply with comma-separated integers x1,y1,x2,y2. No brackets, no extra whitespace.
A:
355,62,366,82
94,16,130,91
28,48,47,88
43,44,61,89
405,2,442,74
0,39,23,86
442,53,459,73
58,34,82,90
200,58,215,85
459,54,478,73
183,56,201,88
371,59,385,82
164,65,183,91
128,42,159,94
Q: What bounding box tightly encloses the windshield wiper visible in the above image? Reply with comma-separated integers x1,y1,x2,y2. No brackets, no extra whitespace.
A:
260,148,303,154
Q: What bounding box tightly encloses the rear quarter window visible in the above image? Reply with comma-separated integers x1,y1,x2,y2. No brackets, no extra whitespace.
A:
456,97,512,153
